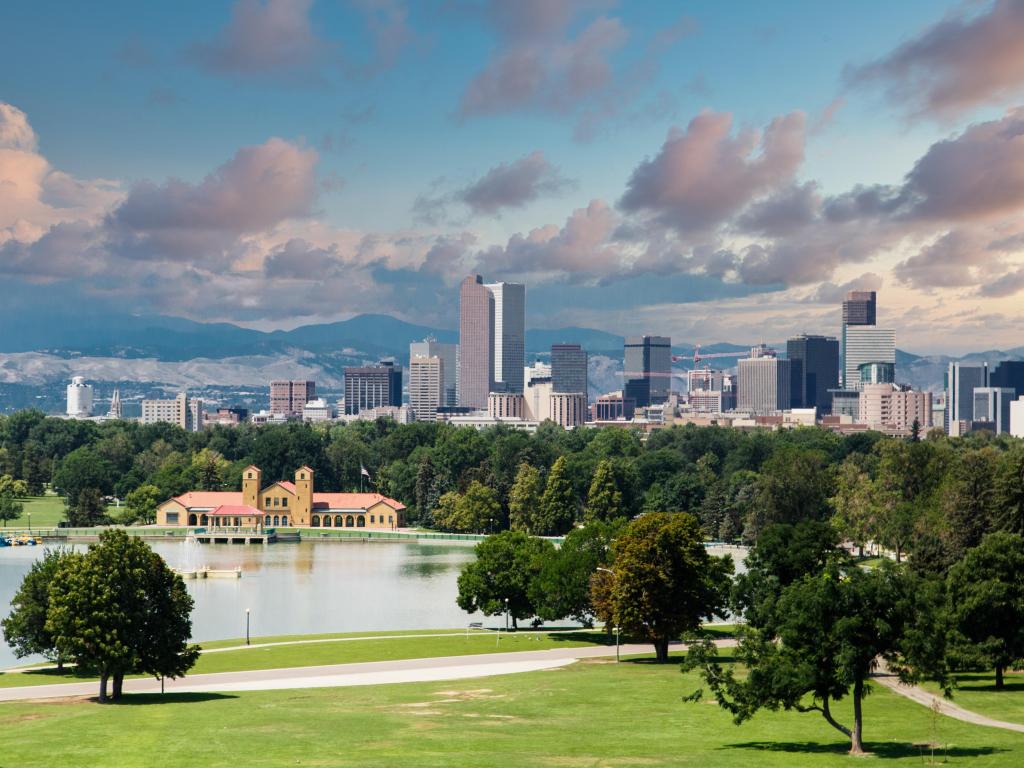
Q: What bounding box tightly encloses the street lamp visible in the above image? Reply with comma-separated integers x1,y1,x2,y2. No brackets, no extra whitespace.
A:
246,608,251,646
504,597,509,632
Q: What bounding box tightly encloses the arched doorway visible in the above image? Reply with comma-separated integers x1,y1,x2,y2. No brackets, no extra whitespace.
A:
324,516,332,527
357,515,366,527
200,515,208,526
345,515,354,527
334,515,343,527
188,513,198,526
311,515,320,527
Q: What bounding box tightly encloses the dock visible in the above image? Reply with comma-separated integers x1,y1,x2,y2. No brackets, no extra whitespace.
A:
192,529,276,545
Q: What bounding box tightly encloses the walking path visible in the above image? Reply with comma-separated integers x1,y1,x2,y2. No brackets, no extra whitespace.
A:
873,673,1024,734
0,643,664,702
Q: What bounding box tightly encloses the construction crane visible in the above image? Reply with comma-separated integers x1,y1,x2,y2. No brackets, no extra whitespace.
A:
671,344,752,366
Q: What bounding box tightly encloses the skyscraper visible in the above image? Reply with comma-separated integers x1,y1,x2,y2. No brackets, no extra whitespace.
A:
973,386,1015,434
840,290,887,389
485,281,526,394
458,275,494,409
344,362,402,415
551,343,588,399
991,360,1024,399
786,334,839,412
945,362,989,435
410,339,458,407
842,326,896,391
408,355,444,422
623,336,671,407
737,346,791,414
270,380,316,417
842,291,877,326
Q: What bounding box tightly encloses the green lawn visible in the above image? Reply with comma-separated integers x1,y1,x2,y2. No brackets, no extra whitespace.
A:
922,669,1024,725
5,495,65,529
0,656,1018,767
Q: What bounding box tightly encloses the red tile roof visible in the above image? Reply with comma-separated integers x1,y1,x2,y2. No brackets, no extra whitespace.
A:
173,491,243,509
312,493,406,511
210,504,262,517
267,481,297,494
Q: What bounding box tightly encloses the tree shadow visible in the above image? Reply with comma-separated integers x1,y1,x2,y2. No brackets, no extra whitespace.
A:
724,740,1005,759
953,673,1024,693
1,667,96,682
544,631,617,646
113,692,238,705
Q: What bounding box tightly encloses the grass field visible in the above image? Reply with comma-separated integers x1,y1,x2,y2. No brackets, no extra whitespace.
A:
3,495,125,529
0,655,1019,767
922,669,1024,725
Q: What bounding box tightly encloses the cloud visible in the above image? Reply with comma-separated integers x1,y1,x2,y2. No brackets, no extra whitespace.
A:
892,229,999,289
805,273,884,304
0,103,37,150
735,182,820,237
459,150,572,215
847,0,1024,119
979,266,1024,297
189,0,332,81
619,111,806,232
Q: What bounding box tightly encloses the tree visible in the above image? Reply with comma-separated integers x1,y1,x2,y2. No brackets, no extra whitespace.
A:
46,530,199,702
191,448,229,491
994,447,1024,534
692,564,947,755
946,531,1024,690
940,448,998,560
66,487,108,527
601,512,732,662
748,447,833,537
830,460,875,557
537,456,577,536
121,484,162,525
584,459,624,524
0,486,23,527
2,548,81,668
531,520,623,624
508,463,543,533
456,531,554,628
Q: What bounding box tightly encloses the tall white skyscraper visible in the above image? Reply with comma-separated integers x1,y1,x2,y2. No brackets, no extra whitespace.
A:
484,281,525,394
408,355,444,421
66,376,93,418
737,347,791,414
410,339,458,407
842,326,895,391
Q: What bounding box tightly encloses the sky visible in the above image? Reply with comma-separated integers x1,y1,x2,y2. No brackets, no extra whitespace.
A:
2,0,1024,355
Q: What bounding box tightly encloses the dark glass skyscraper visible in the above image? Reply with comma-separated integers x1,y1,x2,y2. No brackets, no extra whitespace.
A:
842,291,877,326
991,360,1024,399
623,336,671,407
786,334,839,412
344,361,402,415
551,343,588,399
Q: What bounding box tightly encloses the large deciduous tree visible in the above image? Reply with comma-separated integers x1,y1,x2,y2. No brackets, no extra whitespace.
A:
46,530,199,702
456,531,553,628
600,512,732,662
508,462,543,534
2,548,81,668
584,459,624,524
946,531,1024,690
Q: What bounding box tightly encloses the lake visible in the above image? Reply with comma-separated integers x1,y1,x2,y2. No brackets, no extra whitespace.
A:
0,539,747,669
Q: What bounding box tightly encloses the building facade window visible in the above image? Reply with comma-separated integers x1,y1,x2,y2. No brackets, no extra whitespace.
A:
311,515,320,527
281,515,288,525
167,512,179,524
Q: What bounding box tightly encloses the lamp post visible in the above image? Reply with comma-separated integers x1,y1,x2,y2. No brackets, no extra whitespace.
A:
505,597,509,632
246,608,251,646
27,511,31,534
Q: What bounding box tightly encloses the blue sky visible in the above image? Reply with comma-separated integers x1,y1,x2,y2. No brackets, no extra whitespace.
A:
2,1,1024,353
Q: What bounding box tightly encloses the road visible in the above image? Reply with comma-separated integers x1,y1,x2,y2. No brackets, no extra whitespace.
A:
873,673,1024,734
0,643,667,702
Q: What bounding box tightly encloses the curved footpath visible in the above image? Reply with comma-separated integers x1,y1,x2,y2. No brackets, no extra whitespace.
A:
872,673,1024,734
0,643,671,702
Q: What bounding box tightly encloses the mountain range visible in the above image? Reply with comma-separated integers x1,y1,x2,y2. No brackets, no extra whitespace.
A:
0,307,1020,396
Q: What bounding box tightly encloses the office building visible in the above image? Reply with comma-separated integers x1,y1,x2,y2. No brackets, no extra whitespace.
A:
525,377,553,422
188,398,205,432
991,360,1024,399
270,380,316,418
858,361,895,386
859,384,931,433
1011,397,1024,438
688,388,736,413
786,334,839,411
302,398,335,423
973,387,1015,434
829,389,861,421
737,347,791,414
842,291,877,326
624,335,671,407
551,343,588,399
524,361,552,388
593,392,636,421
549,392,587,428
485,281,526,394
409,339,458,407
488,392,526,420
408,355,445,422
66,376,93,418
344,362,402,415
458,275,494,409
842,326,896,390
141,392,189,429
945,362,989,435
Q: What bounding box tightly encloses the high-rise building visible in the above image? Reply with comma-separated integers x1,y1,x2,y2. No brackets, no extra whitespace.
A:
458,275,494,409
859,384,931,432
991,360,1024,399
842,326,895,391
945,362,989,435
623,335,671,407
188,397,205,432
408,355,444,422
141,392,188,429
1011,397,1024,438
551,343,588,399
270,380,316,418
524,361,552,388
548,392,587,428
842,291,877,326
858,361,896,386
66,376,93,418
593,392,636,421
973,387,1015,434
737,347,791,414
344,362,402,415
409,339,458,407
485,281,526,394
786,334,839,412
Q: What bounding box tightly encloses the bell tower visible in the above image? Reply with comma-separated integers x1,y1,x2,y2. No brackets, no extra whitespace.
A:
242,465,262,509
295,466,314,525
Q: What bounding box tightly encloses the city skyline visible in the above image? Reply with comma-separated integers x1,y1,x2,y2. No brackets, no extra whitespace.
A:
3,2,1024,355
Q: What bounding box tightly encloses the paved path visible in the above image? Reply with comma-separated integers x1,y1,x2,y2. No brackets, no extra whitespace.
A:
873,674,1024,734
0,643,664,702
